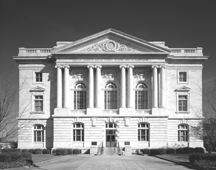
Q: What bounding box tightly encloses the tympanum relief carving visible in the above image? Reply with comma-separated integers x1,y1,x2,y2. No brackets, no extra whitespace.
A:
71,71,87,81
102,71,117,81
80,40,141,53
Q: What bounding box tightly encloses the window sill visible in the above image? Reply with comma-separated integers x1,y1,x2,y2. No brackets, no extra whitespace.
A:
31,111,45,114
176,111,190,114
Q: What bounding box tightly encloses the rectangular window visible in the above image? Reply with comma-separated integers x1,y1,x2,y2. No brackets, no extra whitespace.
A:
35,95,43,111
105,91,117,109
74,91,86,109
178,125,188,142
178,95,188,111
36,72,42,82
138,123,149,141
34,125,44,142
179,72,187,83
135,91,148,109
73,123,84,141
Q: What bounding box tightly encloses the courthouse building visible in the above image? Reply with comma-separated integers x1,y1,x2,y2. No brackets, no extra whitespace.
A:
13,29,208,151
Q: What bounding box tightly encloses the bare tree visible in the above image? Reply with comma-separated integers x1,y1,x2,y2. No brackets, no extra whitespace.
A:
192,78,216,153
0,64,30,142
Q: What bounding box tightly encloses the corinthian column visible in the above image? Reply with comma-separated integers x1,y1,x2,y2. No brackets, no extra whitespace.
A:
120,65,126,108
160,66,165,108
63,65,70,108
152,65,158,108
128,65,134,108
87,65,94,108
56,66,62,108
95,65,102,108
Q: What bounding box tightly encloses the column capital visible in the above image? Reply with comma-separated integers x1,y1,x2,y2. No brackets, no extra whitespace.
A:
95,65,102,69
87,65,95,69
158,65,166,69
151,65,159,69
63,65,70,69
119,65,127,69
55,65,64,69
127,65,134,69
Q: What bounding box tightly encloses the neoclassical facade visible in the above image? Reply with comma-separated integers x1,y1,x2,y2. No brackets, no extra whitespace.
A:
13,29,208,151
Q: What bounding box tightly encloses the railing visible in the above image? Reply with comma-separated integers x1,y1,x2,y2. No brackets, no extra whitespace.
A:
170,47,203,56
18,48,52,56
103,109,118,114
71,110,86,114
97,142,103,155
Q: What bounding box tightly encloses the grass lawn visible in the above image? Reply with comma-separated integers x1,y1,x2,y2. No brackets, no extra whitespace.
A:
156,154,190,164
32,154,59,164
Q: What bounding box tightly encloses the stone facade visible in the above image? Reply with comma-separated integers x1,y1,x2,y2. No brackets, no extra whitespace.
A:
13,29,208,151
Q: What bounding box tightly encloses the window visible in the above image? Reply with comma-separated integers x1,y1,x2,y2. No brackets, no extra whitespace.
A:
35,95,43,111
138,123,149,141
34,125,44,142
105,83,117,109
135,83,148,109
178,124,188,142
178,71,187,83
74,83,86,109
73,123,84,141
178,95,188,111
36,72,42,82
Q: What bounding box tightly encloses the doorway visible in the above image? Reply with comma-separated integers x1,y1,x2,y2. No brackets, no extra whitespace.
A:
106,122,116,147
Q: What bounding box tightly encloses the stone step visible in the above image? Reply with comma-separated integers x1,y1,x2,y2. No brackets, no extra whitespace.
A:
102,147,116,155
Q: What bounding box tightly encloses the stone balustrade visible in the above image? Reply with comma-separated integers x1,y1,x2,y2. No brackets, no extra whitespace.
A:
170,47,203,56
18,47,52,56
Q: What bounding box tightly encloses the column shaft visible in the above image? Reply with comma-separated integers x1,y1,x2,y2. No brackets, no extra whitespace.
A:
63,66,70,108
56,66,62,108
160,66,165,108
120,66,126,108
128,66,134,108
95,66,101,108
88,66,94,108
152,66,158,108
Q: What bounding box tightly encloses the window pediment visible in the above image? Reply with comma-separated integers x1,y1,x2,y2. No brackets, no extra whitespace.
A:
30,86,45,92
175,86,191,92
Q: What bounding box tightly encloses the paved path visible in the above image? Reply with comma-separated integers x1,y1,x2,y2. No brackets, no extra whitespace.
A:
27,155,195,170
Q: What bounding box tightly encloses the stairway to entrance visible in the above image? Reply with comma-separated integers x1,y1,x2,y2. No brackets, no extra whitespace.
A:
102,147,116,155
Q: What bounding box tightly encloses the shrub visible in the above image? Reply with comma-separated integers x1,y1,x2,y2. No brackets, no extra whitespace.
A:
73,149,81,154
149,149,161,156
183,147,195,154
0,153,11,162
194,159,216,170
176,148,184,154
166,148,175,154
56,149,68,155
21,149,29,153
42,149,51,154
28,149,34,154
141,149,149,154
52,149,56,155
195,147,205,153
68,149,73,155
189,153,216,164
33,149,42,154
1,148,21,153
10,141,18,149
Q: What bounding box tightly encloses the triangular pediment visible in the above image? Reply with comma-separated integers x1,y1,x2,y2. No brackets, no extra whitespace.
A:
30,86,45,92
53,29,170,54
175,86,191,92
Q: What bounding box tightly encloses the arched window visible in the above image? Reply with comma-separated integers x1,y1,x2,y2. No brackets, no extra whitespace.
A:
73,123,84,141
74,83,86,110
105,83,117,109
138,123,149,141
178,124,189,142
34,124,44,142
135,83,148,109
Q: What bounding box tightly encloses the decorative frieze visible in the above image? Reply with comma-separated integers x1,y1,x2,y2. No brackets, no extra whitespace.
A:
102,71,117,81
134,71,148,81
80,40,140,53
71,71,87,81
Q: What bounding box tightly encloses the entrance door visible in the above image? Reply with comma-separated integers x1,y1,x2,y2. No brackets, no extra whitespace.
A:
106,129,116,147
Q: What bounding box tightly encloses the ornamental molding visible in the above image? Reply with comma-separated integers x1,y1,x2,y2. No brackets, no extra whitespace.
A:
79,40,141,53
134,71,148,81
30,86,45,92
175,86,191,92
138,117,149,123
102,71,117,81
71,71,87,81
178,119,189,125
72,117,83,123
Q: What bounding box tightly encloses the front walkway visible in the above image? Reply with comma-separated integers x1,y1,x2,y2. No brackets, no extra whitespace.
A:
27,155,195,170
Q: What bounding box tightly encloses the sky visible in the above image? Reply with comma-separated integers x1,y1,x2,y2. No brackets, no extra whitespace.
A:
0,0,216,110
